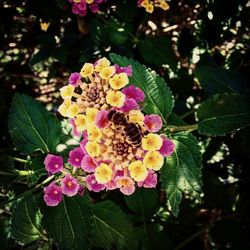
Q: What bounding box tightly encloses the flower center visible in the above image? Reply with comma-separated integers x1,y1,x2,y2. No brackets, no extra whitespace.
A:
67,181,73,187
75,158,79,162
54,190,58,195
54,164,59,168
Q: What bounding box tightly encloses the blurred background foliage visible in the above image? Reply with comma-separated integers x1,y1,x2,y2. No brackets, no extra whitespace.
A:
0,0,250,249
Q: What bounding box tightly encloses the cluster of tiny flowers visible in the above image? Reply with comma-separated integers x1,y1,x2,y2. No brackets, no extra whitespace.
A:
43,57,175,206
68,0,105,16
138,0,169,13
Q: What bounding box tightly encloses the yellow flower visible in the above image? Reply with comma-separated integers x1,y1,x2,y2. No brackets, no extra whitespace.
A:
94,163,113,184
86,0,94,4
159,1,169,10
86,108,98,124
95,57,111,72
128,110,145,126
142,133,163,151
140,0,149,8
106,90,125,108
109,73,129,90
128,160,148,182
66,104,79,118
99,66,115,80
60,85,75,100
75,114,87,132
73,0,81,2
143,151,164,171
87,125,102,142
58,100,71,116
146,3,154,13
86,141,100,157
80,63,94,77
40,22,50,32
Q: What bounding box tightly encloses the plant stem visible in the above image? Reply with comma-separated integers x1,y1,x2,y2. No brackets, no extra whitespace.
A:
13,157,27,163
180,109,196,119
0,175,55,207
165,124,198,133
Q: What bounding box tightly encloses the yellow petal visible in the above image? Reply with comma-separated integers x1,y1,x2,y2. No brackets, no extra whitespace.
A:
128,160,148,182
87,125,102,142
109,73,129,90
86,0,94,4
86,108,98,124
75,114,87,132
146,3,154,13
66,104,79,118
142,133,163,151
94,163,113,184
58,100,71,116
60,85,75,100
106,90,125,108
128,110,145,125
85,142,100,157
80,63,94,77
143,151,164,171
99,66,115,80
95,57,111,72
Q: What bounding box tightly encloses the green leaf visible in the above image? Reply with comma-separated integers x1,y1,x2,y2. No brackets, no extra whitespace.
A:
195,66,246,95
110,53,174,122
41,195,92,250
197,93,250,136
161,132,203,217
8,93,61,154
92,200,137,249
138,36,177,69
124,188,159,217
10,195,43,244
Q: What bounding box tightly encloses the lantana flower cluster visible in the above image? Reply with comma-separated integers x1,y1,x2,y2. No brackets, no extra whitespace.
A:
68,0,105,16
138,0,169,13
43,57,175,206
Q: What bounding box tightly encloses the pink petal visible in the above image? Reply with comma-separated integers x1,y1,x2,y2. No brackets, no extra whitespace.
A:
137,170,158,188
114,64,133,76
119,98,139,113
159,135,175,157
95,110,109,128
70,119,81,137
144,114,163,132
81,155,97,173
115,176,135,195
122,85,145,102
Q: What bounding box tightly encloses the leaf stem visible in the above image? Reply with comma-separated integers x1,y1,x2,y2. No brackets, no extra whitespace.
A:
13,157,27,163
165,124,198,133
0,175,55,207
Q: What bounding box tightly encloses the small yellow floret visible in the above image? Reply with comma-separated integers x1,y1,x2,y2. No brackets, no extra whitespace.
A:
85,141,100,157
159,1,169,10
142,133,163,151
40,22,50,32
95,57,111,72
106,90,125,108
86,0,94,4
143,151,164,171
128,160,148,182
75,114,87,132
128,110,145,126
109,73,129,90
87,125,102,142
58,100,71,116
99,66,115,80
95,163,113,184
80,63,94,77
60,85,75,100
140,0,149,8
66,104,79,118
86,108,98,124
146,3,154,13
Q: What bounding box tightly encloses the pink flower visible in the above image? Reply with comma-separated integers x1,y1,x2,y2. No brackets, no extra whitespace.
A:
119,98,139,113
43,182,62,206
68,147,85,167
85,174,105,192
159,136,175,157
95,110,109,128
81,155,97,173
105,180,117,190
80,138,88,154
70,119,81,137
115,176,135,195
122,85,145,102
89,3,99,13
69,72,81,86
78,186,85,196
137,170,157,188
44,154,64,174
144,114,163,132
61,174,80,197
114,64,133,76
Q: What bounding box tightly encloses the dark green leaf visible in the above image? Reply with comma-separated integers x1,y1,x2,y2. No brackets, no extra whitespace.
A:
161,132,203,217
10,195,43,244
197,93,250,136
195,66,246,95
8,93,61,154
138,36,177,69
0,216,15,249
110,53,174,122
92,200,136,249
42,195,92,250
124,188,159,217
